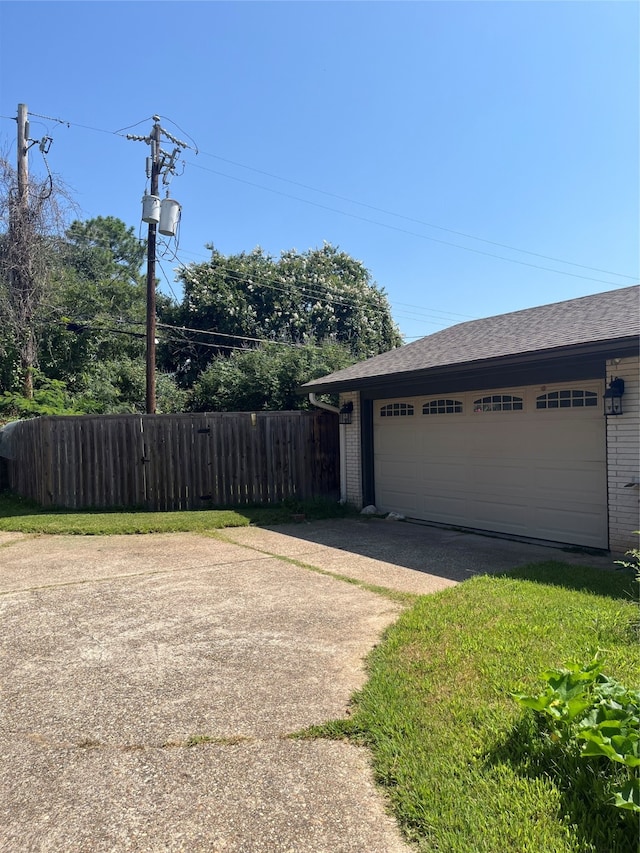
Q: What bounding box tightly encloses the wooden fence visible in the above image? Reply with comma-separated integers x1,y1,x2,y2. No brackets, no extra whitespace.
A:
4,411,339,510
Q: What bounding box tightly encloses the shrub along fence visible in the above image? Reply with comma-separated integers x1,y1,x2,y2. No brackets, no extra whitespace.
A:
3,411,339,510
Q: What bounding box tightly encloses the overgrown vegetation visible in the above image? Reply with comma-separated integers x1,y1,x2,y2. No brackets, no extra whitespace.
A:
615,532,640,582
513,656,639,814
0,194,401,416
0,491,355,534
300,564,639,852
2,115,399,413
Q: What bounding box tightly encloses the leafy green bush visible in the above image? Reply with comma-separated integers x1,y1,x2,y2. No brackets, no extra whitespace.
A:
513,657,640,814
0,372,85,417
615,532,640,582
187,340,354,412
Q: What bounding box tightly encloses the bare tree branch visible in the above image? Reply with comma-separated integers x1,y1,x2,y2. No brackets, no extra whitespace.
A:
0,154,77,396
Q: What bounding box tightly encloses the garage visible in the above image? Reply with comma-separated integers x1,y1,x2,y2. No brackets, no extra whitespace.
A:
373,382,607,548
303,286,639,553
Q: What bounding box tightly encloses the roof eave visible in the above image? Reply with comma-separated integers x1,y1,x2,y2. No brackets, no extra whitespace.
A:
301,335,639,395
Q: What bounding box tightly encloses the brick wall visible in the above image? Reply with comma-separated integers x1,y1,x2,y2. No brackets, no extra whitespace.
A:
339,391,363,507
606,355,640,553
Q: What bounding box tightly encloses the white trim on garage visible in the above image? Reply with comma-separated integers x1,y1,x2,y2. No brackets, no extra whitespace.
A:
373,381,607,548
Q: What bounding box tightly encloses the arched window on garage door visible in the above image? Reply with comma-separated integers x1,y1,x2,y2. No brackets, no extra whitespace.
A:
536,389,598,409
380,402,414,417
422,399,463,414
473,394,523,413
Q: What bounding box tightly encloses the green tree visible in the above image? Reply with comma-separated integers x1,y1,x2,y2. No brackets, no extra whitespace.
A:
65,216,145,279
38,216,147,387
162,242,401,385
188,340,354,412
2,215,184,415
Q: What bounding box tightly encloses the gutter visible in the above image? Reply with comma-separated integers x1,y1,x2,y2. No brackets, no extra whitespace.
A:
308,393,347,505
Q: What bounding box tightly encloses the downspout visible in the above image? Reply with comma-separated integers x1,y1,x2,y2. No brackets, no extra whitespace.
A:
308,393,347,504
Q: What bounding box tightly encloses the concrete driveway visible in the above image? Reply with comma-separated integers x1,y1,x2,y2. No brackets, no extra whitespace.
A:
0,519,614,852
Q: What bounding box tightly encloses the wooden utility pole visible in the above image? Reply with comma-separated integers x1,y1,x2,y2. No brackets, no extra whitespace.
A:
16,104,29,213
127,115,187,413
145,118,161,415
14,103,35,398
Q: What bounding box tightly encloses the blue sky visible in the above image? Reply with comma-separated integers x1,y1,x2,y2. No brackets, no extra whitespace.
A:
0,1,638,341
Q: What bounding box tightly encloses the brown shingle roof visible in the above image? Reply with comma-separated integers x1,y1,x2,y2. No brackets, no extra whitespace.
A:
303,285,640,391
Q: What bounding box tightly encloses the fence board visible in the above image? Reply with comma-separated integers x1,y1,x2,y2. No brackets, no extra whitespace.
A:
4,410,339,511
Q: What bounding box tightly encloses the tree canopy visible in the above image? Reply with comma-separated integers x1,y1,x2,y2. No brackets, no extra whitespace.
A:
161,243,402,387
38,217,148,384
1,209,403,416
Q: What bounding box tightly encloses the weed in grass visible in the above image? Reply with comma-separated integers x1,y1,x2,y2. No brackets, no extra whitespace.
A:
164,734,252,748
290,718,367,742
591,608,640,646
184,734,251,747
495,709,638,852
76,739,101,749
614,533,640,584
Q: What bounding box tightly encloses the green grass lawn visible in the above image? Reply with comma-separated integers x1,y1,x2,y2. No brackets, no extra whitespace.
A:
0,491,354,534
303,563,639,853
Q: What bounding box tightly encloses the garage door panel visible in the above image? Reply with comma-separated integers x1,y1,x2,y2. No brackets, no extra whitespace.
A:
373,384,607,548
531,464,606,500
376,482,421,514
375,429,421,455
473,501,529,533
466,462,531,491
529,422,604,459
376,488,420,516
422,460,467,484
421,495,471,525
534,507,607,549
376,456,421,482
421,431,469,455
465,426,528,456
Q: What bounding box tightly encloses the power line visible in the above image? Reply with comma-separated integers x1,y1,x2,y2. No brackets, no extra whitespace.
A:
72,318,322,354
392,300,474,320
162,246,389,314
166,245,471,328
186,160,632,288
197,150,637,281
156,321,297,347
157,115,199,154
3,111,635,284
72,321,247,352
154,251,182,303
113,116,156,135
61,311,352,352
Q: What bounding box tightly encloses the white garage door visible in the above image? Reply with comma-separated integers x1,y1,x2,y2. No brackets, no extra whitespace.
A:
373,382,607,548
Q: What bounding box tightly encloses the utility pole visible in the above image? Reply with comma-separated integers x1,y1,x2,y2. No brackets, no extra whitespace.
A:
16,103,29,215
14,103,35,398
145,118,161,414
127,116,186,415
7,103,56,400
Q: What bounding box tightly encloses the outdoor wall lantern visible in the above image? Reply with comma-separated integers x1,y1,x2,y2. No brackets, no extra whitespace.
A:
339,401,354,425
603,377,625,416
